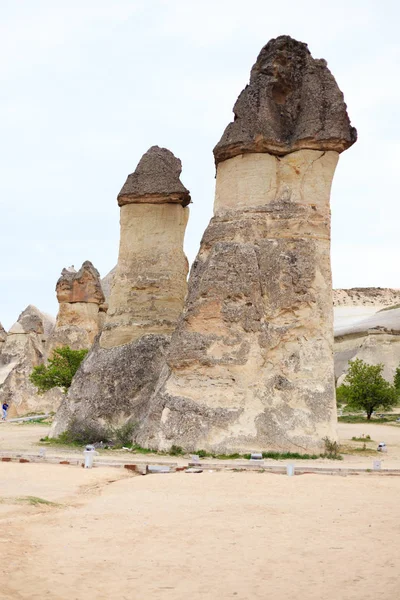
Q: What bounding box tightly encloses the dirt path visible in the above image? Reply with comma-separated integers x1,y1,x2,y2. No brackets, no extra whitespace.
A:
0,463,399,599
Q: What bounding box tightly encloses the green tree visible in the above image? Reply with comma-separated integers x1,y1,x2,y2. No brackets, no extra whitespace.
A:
336,385,348,407
339,359,398,420
394,366,400,395
30,346,88,394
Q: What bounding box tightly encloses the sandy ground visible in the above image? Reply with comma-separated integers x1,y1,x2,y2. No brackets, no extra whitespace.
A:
0,463,399,600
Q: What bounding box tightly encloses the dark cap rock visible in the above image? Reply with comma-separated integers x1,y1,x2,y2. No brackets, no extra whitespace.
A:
56,261,105,305
118,146,191,207
214,35,357,164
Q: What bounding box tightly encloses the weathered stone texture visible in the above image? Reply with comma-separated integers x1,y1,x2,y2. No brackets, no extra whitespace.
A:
137,37,356,454
52,147,191,437
333,288,400,308
137,150,339,453
0,323,6,352
214,35,356,164
47,261,105,356
100,147,190,349
101,266,117,302
100,203,189,349
51,335,170,437
56,261,104,305
118,146,190,206
0,306,62,417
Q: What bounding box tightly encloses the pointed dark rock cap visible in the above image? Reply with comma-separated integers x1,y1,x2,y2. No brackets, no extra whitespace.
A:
117,146,191,207
56,261,105,304
213,35,357,165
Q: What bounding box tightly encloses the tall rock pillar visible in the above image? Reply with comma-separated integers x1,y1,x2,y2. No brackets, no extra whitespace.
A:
51,147,190,437
138,36,356,453
100,146,190,348
46,261,105,357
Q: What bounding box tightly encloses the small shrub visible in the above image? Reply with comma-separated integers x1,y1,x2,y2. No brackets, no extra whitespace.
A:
108,421,136,447
170,445,183,456
323,437,341,459
197,449,208,458
215,453,242,460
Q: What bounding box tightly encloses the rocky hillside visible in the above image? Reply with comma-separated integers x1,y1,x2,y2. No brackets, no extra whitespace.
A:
334,291,400,385
333,288,400,308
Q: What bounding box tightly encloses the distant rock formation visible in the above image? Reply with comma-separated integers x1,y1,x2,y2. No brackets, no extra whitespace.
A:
137,36,356,453
0,306,62,417
333,288,400,383
334,307,400,385
333,288,400,308
0,323,6,353
333,288,400,333
100,266,116,302
51,147,190,437
46,261,105,356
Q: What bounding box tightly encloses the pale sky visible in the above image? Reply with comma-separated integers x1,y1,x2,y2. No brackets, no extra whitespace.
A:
1,0,399,330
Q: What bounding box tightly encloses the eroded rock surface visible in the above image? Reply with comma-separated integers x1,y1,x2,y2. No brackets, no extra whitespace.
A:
46,261,105,356
118,145,191,206
214,35,356,164
100,147,190,349
138,37,356,454
0,306,62,417
51,147,190,437
0,323,6,352
56,262,104,305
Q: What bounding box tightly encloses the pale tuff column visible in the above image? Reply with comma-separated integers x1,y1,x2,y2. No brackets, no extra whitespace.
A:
100,203,189,348
138,35,356,453
100,146,190,349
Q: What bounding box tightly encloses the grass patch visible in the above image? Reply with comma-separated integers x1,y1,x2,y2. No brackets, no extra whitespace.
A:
339,414,399,423
0,496,59,507
17,496,59,506
40,435,82,448
18,417,50,426
42,420,137,448
351,435,373,442
341,444,377,456
194,448,342,461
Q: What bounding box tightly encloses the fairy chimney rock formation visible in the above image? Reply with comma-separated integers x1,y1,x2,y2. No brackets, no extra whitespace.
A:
51,147,190,437
56,262,104,305
138,36,356,454
47,261,105,354
100,146,190,349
